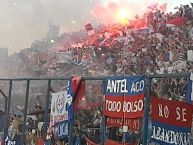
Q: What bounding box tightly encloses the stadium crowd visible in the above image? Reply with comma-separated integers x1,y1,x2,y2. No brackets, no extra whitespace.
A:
9,4,192,79
1,2,193,145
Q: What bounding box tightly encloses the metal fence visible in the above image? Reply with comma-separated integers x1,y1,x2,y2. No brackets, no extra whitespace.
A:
0,73,191,145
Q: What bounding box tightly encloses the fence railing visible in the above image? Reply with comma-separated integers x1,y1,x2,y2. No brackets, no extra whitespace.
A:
0,72,191,145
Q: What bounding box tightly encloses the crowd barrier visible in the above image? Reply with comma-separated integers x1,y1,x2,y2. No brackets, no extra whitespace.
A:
0,73,192,145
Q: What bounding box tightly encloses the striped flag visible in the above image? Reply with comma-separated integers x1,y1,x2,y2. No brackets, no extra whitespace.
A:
147,3,158,11
159,3,167,12
187,73,193,103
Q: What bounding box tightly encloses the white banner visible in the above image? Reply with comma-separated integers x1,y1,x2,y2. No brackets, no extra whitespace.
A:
50,91,72,127
56,52,72,64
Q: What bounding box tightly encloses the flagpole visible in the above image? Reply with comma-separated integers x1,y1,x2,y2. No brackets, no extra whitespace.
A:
68,77,74,145
142,76,151,145
43,79,51,134
21,80,30,145
69,77,84,145
101,80,106,145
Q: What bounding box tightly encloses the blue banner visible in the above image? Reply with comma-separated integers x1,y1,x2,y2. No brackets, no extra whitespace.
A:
67,80,74,121
151,121,192,145
104,75,146,119
54,120,69,139
104,76,146,96
151,98,193,145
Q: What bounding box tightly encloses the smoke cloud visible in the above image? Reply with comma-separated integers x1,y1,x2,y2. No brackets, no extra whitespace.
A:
92,0,146,24
91,0,193,24
0,0,192,54
0,0,93,54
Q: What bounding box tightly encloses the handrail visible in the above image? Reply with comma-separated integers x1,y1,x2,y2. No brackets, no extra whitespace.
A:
0,72,189,81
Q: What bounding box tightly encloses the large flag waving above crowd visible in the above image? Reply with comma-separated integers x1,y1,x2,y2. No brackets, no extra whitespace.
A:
85,23,95,36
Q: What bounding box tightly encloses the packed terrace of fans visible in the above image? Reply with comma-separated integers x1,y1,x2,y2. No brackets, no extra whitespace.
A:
15,5,193,78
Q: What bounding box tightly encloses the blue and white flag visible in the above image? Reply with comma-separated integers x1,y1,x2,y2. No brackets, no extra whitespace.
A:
187,73,193,103
50,90,72,138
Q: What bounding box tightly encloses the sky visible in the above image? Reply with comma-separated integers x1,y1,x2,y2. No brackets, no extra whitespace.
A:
0,0,192,54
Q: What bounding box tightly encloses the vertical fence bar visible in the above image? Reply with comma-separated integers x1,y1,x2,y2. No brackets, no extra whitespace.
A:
6,81,12,115
4,97,8,136
101,80,106,145
44,79,51,134
21,80,30,145
4,80,12,141
142,76,151,145
68,109,74,145
4,97,7,116
0,88,8,114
